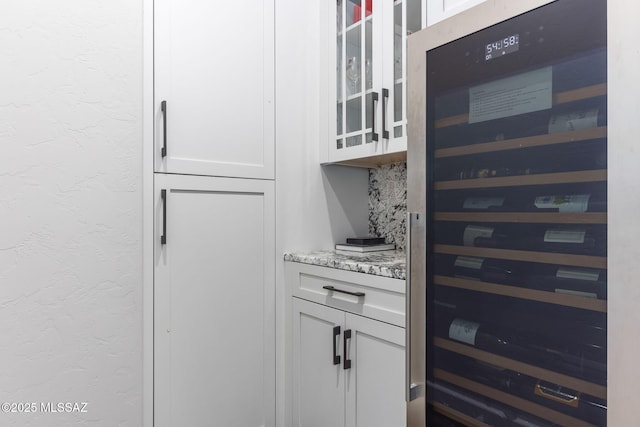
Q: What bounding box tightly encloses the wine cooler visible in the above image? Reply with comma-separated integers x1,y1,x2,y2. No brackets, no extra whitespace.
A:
406,0,607,426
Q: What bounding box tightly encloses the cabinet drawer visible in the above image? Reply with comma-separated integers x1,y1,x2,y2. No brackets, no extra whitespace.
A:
286,262,405,327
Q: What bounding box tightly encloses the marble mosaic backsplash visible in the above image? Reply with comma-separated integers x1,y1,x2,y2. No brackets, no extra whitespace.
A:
368,162,407,250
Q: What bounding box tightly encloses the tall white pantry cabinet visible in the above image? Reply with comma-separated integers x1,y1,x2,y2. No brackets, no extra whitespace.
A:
150,1,275,427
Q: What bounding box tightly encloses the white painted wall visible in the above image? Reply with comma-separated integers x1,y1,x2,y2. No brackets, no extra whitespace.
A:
274,0,370,424
0,1,142,426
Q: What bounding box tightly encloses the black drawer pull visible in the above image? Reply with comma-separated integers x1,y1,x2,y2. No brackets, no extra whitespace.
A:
382,88,389,140
160,189,167,245
323,285,365,298
332,326,341,365
161,100,167,157
372,91,379,141
343,329,352,370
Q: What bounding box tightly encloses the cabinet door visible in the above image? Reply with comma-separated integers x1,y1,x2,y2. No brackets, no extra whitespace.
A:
328,0,424,164
331,0,382,162
154,174,275,427
380,0,423,154
292,298,346,427
154,1,275,179
345,313,406,427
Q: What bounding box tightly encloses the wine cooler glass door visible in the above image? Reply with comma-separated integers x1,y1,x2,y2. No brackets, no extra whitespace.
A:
423,1,608,425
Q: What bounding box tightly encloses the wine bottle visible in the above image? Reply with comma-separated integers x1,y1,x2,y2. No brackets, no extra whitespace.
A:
456,165,551,180
451,256,522,285
531,193,607,213
452,223,607,256
435,350,607,424
449,255,607,299
428,378,558,427
524,266,607,300
548,106,606,134
434,312,607,384
437,191,607,213
432,289,607,362
519,227,606,256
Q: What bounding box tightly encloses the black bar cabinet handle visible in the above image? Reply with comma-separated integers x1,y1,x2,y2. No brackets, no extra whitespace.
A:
161,189,167,245
372,91,379,141
161,100,167,157
332,326,341,365
323,285,365,298
343,329,352,370
382,88,389,139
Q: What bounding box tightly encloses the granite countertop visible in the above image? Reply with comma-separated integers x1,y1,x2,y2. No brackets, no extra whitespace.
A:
284,249,406,280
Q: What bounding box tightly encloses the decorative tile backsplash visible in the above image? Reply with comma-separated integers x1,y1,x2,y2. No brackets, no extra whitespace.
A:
368,162,407,250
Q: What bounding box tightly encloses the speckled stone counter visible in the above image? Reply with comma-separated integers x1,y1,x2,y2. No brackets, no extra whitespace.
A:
284,250,406,280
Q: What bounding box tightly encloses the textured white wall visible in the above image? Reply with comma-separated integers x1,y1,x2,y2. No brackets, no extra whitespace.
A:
0,1,142,426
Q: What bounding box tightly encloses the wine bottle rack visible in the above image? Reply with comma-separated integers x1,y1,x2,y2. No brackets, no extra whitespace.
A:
428,62,607,427
424,2,607,425
432,402,492,427
435,212,607,225
434,275,606,313
434,369,598,427
435,126,607,159
434,169,607,191
435,244,607,270
434,337,607,400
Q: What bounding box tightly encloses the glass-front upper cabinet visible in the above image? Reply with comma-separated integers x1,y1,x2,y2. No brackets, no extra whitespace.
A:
329,0,424,165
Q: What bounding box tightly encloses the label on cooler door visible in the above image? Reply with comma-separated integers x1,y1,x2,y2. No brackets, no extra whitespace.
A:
544,229,586,244
468,66,552,124
548,108,599,133
556,267,600,281
463,225,494,246
534,195,590,213
463,197,505,210
449,318,480,346
454,256,485,270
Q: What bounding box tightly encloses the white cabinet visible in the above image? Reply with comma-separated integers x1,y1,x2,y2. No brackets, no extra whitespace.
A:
345,312,406,427
292,300,346,427
325,0,425,166
288,262,406,427
154,174,275,427
426,0,488,26
154,0,275,179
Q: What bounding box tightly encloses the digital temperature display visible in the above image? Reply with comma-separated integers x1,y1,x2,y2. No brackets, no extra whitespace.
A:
485,34,519,61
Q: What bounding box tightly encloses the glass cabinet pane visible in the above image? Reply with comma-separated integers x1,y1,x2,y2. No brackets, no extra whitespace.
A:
346,97,362,133
337,0,343,142
346,26,362,97
336,0,376,151
365,20,373,90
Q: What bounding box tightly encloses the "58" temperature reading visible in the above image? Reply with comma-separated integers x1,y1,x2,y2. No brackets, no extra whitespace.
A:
485,34,519,61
